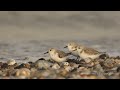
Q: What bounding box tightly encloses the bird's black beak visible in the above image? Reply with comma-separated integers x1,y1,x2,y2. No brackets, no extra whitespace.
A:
64,46,68,48
44,51,49,54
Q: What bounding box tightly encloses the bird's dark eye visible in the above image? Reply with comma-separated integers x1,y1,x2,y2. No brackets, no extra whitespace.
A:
50,50,51,51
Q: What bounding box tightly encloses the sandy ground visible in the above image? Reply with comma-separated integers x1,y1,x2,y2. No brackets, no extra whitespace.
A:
0,11,120,63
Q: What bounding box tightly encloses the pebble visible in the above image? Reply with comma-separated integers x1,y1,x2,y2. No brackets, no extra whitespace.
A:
15,63,30,69
0,71,3,76
80,70,91,75
1,63,9,69
104,59,115,68
84,58,92,63
51,63,60,70
82,75,98,79
64,65,74,72
77,67,87,72
0,54,120,79
14,68,30,77
7,59,16,65
70,63,79,68
34,60,53,69
59,68,68,77
18,76,28,79
41,70,51,77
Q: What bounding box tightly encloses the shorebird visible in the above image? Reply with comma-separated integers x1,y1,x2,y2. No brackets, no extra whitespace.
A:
44,48,71,63
77,45,106,63
64,42,80,60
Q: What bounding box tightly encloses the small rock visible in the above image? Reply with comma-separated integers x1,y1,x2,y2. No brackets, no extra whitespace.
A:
77,67,87,72
15,63,30,69
104,59,115,68
0,62,3,66
41,70,51,77
0,71,3,76
80,70,91,75
7,59,16,65
38,70,56,79
70,63,79,68
114,59,120,65
0,62,3,69
24,63,31,69
64,66,74,72
70,73,81,79
1,77,10,79
51,63,60,70
18,76,28,79
79,74,98,79
30,68,37,72
84,58,92,63
28,62,35,68
94,64,104,78
56,76,65,79
117,66,120,72
111,67,118,71
59,68,68,76
14,68,30,77
1,63,9,69
35,60,53,69
86,62,95,67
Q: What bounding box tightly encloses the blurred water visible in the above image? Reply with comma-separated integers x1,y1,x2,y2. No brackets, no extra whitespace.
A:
0,39,120,63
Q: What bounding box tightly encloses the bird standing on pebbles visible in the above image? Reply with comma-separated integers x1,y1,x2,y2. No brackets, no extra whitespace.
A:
44,48,71,63
64,42,80,60
77,45,106,63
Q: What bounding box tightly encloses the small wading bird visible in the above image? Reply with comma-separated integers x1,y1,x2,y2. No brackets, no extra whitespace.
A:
64,42,80,60
77,45,106,63
44,48,71,63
